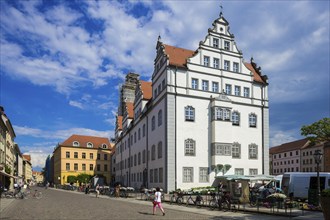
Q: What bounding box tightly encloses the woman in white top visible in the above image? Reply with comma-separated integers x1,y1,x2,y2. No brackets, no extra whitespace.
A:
153,187,165,216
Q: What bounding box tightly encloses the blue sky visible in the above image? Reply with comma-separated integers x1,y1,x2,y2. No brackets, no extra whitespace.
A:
1,0,329,171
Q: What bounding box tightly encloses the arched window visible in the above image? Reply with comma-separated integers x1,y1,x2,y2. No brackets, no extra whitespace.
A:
87,142,93,148
102,144,107,149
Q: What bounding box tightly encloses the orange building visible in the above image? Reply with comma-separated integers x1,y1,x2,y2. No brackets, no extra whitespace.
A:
53,134,113,185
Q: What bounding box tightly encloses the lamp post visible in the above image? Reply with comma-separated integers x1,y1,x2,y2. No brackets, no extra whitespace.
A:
313,149,323,207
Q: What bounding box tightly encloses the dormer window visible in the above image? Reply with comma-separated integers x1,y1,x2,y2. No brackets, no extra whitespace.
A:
73,141,79,147
102,144,108,149
87,142,93,148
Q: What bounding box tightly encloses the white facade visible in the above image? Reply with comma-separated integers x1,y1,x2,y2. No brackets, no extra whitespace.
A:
114,13,269,192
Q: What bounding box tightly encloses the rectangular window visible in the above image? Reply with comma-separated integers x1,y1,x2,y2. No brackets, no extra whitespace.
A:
215,143,231,156
249,114,257,127
213,38,219,48
203,56,210,66
97,153,100,160
202,80,209,91
159,168,163,183
82,153,86,159
185,106,195,121
150,169,153,183
243,87,250,97
225,84,231,95
158,143,162,159
104,164,108,172
66,163,70,171
213,58,219,69
212,82,219,93
74,163,78,171
90,164,93,171
183,167,193,182
97,164,100,171
191,78,198,90
235,168,244,175
234,86,241,96
154,168,158,183
143,124,146,137
249,144,258,159
233,62,239,72
82,163,86,171
199,167,209,182
224,60,230,71
104,154,108,160
224,41,230,50
232,143,241,158
185,139,195,156
90,153,93,159
249,169,258,175
74,152,78,159
66,152,70,158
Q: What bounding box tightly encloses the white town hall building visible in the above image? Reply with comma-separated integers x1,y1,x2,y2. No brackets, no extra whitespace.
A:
113,11,269,192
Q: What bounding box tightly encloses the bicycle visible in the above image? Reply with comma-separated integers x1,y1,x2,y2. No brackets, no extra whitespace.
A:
24,189,42,199
170,191,184,205
209,191,231,211
186,192,204,208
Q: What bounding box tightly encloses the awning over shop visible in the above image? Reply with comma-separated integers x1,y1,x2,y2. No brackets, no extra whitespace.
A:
0,171,18,179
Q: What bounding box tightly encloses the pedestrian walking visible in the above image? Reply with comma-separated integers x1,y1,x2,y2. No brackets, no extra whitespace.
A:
153,187,165,216
95,184,100,198
115,184,120,198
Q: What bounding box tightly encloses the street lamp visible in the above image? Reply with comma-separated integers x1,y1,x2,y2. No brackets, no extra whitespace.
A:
313,149,323,207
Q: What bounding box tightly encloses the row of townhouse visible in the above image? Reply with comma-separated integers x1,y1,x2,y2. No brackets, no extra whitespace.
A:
269,138,330,175
113,11,269,193
0,106,33,189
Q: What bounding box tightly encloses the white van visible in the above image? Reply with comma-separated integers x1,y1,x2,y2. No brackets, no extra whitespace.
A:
281,172,330,199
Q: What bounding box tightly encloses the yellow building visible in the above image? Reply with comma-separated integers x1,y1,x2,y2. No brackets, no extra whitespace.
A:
53,134,112,185
22,154,33,184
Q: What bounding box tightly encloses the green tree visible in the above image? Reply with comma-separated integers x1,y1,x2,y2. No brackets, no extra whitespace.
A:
301,118,330,144
76,173,93,184
67,175,77,183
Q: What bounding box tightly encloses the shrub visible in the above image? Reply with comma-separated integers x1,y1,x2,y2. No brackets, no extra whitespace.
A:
321,189,330,197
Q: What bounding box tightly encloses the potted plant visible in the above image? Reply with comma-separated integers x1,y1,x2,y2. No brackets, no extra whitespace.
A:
320,189,330,220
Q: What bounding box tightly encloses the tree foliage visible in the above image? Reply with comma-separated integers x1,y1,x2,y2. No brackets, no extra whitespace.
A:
76,173,93,184
301,118,330,144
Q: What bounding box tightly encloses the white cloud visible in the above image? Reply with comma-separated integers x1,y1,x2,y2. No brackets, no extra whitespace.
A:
14,125,113,140
270,129,298,147
69,100,84,109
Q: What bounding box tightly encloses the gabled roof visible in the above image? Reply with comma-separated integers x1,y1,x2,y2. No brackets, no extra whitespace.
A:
125,102,134,119
116,116,123,130
269,138,310,154
140,81,152,100
61,134,111,149
244,62,267,84
163,44,195,68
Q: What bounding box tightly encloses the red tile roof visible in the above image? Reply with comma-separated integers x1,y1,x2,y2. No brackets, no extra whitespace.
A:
61,134,111,149
269,138,310,154
244,62,267,84
117,116,123,130
22,154,31,161
126,102,134,119
140,81,152,100
163,44,195,68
